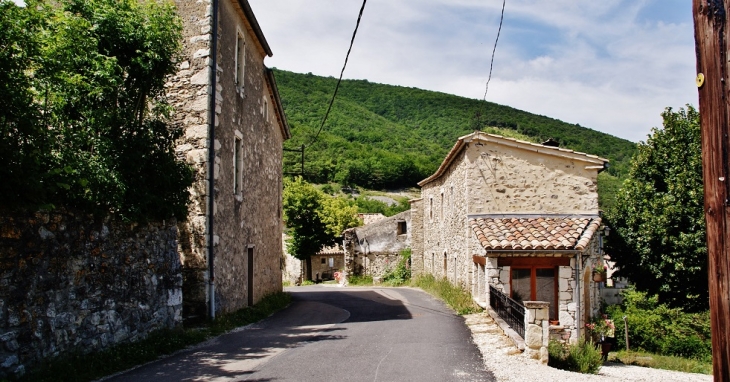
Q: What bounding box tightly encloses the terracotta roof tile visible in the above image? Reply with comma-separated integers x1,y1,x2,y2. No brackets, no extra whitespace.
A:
469,216,602,251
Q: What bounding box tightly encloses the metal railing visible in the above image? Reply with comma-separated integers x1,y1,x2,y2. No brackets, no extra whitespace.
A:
489,285,525,339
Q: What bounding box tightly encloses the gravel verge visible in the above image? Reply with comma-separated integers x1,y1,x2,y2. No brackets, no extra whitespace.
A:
464,312,712,382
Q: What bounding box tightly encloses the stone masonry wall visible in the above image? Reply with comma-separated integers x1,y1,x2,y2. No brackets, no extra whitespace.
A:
169,0,216,321
0,211,182,378
464,139,600,215
343,211,412,278
421,149,471,288
214,0,284,311
170,0,285,317
409,199,423,276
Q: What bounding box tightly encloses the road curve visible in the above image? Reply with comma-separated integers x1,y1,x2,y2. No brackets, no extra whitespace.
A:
105,285,494,382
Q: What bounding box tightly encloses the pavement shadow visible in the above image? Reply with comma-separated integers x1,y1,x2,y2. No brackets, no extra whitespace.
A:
287,288,413,323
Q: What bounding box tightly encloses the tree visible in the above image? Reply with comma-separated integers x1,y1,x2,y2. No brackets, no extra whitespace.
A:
282,177,360,280
0,0,192,221
605,106,707,312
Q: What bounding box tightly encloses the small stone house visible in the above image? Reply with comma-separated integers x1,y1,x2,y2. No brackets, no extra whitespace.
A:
170,0,290,319
343,210,411,280
411,132,608,347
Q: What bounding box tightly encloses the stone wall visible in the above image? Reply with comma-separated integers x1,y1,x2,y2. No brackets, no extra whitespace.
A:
523,301,550,364
409,199,424,276
170,0,285,318
420,149,471,287
343,211,411,278
0,211,182,378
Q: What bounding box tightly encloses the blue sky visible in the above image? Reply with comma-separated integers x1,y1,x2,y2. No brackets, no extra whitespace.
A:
248,0,697,142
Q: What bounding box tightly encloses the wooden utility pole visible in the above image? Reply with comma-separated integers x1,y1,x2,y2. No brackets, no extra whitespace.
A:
693,1,730,380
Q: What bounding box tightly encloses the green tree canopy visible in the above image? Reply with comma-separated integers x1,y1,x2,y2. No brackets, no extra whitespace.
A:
605,106,707,312
283,178,361,279
0,0,192,221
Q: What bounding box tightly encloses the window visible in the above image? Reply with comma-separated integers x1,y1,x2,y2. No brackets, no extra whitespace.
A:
235,31,245,94
429,198,433,220
321,258,326,264
233,131,243,196
510,266,558,320
440,192,444,220
397,221,407,235
263,97,269,121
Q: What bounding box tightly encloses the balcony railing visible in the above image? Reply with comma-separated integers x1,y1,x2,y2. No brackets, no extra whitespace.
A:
489,285,525,339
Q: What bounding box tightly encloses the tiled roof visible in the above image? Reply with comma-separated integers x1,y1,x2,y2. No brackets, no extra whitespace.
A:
469,216,601,251
317,245,344,255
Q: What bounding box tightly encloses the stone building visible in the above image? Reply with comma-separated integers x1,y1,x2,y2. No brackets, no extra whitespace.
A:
343,210,411,280
410,132,608,348
170,0,290,319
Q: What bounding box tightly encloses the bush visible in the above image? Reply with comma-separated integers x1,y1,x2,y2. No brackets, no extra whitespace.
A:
382,249,411,286
548,338,603,374
606,287,711,361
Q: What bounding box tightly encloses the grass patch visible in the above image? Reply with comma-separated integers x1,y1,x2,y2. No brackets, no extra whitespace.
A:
300,280,316,286
16,292,291,382
410,274,482,315
347,275,373,286
612,350,712,375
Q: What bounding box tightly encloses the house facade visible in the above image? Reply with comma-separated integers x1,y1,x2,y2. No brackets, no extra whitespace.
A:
411,132,608,344
343,210,411,280
169,0,290,319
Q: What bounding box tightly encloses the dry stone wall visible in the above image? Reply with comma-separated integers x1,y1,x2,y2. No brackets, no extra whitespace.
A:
0,211,182,378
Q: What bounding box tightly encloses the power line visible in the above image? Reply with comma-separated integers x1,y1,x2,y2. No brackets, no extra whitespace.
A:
482,0,506,101
307,0,367,147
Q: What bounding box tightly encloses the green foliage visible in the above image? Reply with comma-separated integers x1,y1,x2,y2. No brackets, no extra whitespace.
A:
274,69,637,197
548,338,603,374
382,249,412,286
347,274,374,286
19,292,291,382
411,274,482,315
283,177,361,261
283,177,332,260
0,0,192,222
354,195,411,217
606,287,711,361
320,196,361,237
605,106,707,311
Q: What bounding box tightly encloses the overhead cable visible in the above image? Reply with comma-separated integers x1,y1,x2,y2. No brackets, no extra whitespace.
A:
483,0,506,101
308,0,368,146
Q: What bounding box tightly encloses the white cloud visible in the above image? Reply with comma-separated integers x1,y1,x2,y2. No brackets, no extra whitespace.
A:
249,0,697,142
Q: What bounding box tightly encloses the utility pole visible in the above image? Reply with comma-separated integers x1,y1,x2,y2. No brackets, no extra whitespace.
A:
693,1,730,380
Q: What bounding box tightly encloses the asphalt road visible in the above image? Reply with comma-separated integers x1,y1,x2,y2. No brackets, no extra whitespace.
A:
105,285,495,382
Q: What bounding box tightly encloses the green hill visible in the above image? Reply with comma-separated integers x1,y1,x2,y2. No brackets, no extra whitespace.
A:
274,69,635,207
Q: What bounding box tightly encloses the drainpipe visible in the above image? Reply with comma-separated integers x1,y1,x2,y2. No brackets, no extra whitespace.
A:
207,0,219,320
575,252,581,341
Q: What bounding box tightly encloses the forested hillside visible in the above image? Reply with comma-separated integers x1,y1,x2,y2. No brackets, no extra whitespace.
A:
274,69,636,200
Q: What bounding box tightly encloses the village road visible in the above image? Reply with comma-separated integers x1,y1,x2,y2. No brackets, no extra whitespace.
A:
104,285,493,382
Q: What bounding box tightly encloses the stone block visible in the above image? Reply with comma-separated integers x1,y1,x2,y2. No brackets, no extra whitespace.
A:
559,266,572,279
535,308,548,321
559,311,574,327
567,302,576,312
190,68,209,85
539,346,549,364
525,324,543,349
559,277,569,292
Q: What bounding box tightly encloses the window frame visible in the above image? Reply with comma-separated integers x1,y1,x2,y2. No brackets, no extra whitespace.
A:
235,29,246,96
